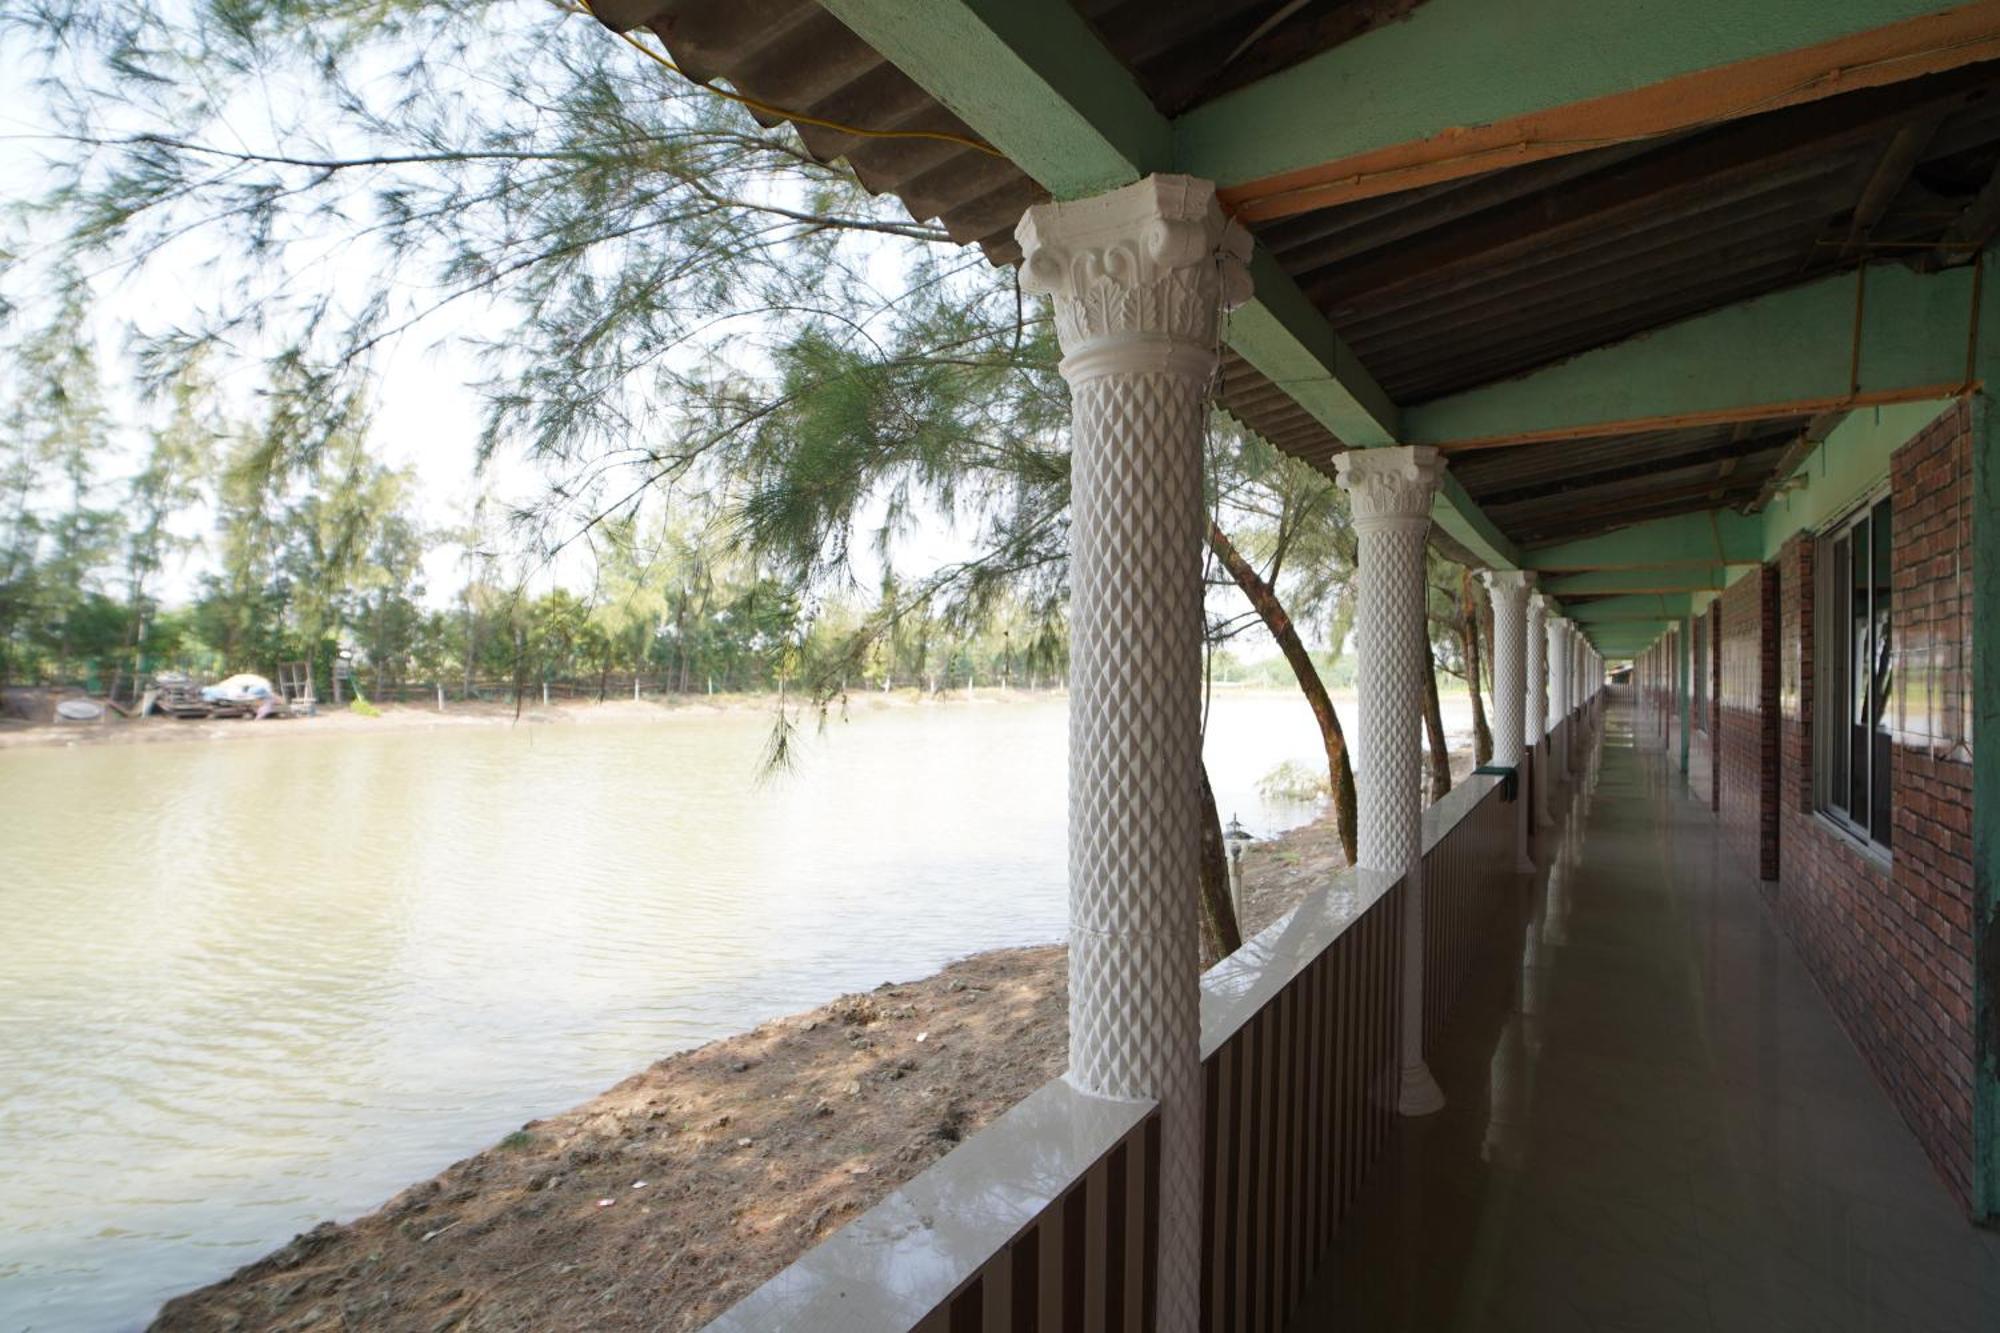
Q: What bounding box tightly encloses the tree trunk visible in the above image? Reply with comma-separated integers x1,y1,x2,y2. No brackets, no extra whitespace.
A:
463,608,477,702
674,593,690,694
1198,763,1243,966
1422,634,1452,801
1208,520,1358,865
1461,577,1493,765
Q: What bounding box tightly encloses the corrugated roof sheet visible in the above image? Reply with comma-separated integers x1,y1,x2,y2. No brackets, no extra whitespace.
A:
601,0,1356,483
592,3,2000,556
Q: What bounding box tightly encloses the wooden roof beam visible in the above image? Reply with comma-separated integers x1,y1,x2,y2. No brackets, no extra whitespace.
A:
819,0,1528,570
1183,0,2000,220
1404,264,1983,449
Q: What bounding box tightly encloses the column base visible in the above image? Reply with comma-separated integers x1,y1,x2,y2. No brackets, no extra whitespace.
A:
1397,1062,1447,1116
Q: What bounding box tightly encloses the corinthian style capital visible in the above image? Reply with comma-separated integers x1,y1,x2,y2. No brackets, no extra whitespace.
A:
1015,174,1252,382
1530,591,1554,618
1482,568,1535,605
1332,445,1445,532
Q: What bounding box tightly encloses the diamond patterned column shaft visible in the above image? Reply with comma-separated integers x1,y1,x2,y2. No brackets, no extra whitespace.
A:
1484,571,1532,769
1017,175,1251,1333
1528,592,1552,829
1484,571,1535,872
1335,446,1448,1116
1549,617,1572,781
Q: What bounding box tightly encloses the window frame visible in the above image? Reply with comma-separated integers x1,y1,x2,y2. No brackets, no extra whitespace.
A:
1812,486,1894,860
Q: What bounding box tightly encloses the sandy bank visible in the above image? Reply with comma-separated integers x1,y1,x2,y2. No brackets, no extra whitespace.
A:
146,770,1489,1331
0,687,1065,752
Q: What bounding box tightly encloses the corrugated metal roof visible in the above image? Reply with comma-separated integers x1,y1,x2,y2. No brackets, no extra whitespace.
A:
1451,419,1809,546
602,0,1355,480
1264,66,2000,403
591,4,2000,559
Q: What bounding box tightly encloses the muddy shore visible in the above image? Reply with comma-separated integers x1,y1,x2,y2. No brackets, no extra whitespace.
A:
0,688,1057,751
148,745,1476,1332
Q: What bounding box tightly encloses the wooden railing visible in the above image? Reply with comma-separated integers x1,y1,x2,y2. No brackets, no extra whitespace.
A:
701,771,1524,1332
1420,774,1513,1048
1197,866,1404,1332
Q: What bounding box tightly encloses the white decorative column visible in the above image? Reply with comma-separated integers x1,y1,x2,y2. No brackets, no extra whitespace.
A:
1527,592,1552,829
1017,175,1249,1333
1334,445,1448,1116
1483,571,1536,872
1549,616,1572,783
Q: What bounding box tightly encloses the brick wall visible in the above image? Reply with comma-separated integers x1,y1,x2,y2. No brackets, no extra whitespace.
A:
1687,615,1712,804
1718,567,1779,881
1768,401,1977,1210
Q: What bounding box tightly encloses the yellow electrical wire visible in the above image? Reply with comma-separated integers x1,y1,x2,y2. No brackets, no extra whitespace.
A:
575,0,1006,159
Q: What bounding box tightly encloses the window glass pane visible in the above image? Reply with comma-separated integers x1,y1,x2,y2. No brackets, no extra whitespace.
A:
1871,498,1894,846
1828,534,1850,815
1851,519,1870,822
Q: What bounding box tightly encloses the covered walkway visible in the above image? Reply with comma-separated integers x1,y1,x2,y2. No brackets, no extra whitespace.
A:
1295,690,2000,1332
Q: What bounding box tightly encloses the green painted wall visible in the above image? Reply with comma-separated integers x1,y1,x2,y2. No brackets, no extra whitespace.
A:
1756,398,1957,557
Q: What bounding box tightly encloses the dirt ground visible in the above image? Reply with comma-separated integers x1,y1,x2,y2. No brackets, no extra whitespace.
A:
153,947,1073,1333
0,688,1047,752
147,747,1477,1331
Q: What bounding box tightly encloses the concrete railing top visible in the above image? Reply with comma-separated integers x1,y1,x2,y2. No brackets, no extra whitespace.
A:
701,767,1511,1330
700,1077,1153,1332
1200,770,1504,1058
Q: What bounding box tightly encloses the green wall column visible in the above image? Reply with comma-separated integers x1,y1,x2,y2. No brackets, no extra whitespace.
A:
1678,616,1693,776
1974,388,2000,1220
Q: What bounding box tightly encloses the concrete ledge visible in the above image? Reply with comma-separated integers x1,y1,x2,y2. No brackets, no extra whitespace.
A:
1200,773,1503,1057
701,1079,1153,1331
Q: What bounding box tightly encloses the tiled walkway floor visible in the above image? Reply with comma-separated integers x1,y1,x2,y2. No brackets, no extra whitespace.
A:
1289,692,2000,1332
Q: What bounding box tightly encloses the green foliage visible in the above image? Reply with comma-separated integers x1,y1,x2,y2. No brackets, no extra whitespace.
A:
1258,760,1332,805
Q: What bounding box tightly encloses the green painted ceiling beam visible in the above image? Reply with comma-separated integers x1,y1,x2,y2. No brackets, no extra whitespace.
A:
1568,593,1698,623
1175,0,1987,193
1523,509,1764,572
1405,265,1978,447
1230,248,1400,447
1432,473,1520,571
1540,566,1729,596
816,0,1168,197
821,0,1521,574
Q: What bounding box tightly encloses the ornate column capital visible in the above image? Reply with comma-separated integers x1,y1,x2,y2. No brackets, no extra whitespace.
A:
1481,568,1535,600
1333,445,1445,535
1530,590,1555,617
1016,174,1252,384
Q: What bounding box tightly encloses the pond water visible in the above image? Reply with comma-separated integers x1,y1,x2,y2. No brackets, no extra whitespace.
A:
0,688,1471,1329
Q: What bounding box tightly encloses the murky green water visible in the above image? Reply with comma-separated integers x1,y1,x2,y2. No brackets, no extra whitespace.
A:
0,691,1373,1329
